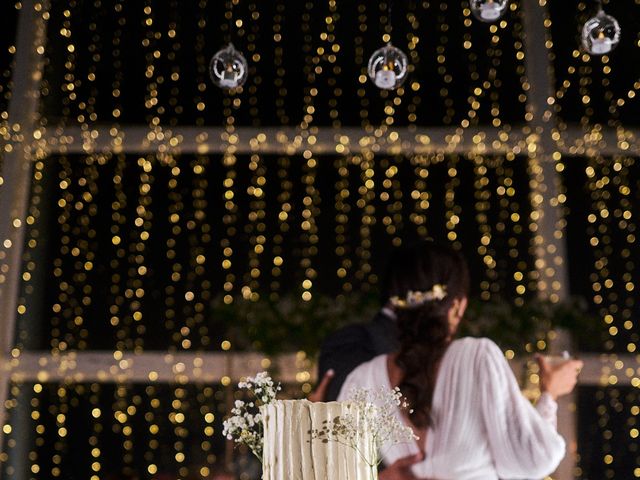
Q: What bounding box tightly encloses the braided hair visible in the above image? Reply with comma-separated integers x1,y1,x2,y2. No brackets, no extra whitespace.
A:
385,241,470,429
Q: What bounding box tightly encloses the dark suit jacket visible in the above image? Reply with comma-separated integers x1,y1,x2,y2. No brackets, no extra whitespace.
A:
317,311,399,401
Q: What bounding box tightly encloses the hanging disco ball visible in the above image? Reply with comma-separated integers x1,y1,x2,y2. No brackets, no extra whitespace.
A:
367,43,409,90
470,0,509,23
581,9,621,55
209,43,248,89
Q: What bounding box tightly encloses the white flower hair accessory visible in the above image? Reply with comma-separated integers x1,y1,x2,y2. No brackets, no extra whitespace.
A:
389,284,447,309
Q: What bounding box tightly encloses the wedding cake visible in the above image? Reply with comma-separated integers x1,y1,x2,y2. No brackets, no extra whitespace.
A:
260,399,374,479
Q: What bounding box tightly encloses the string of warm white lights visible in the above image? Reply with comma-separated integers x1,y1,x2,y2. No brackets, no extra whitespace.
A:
271,155,291,298
410,155,430,240
333,156,351,292
444,155,462,248
380,156,403,247
579,154,639,477
354,152,375,290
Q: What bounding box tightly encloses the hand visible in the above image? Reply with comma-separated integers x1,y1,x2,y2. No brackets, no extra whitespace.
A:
379,452,425,480
308,369,334,402
536,354,584,401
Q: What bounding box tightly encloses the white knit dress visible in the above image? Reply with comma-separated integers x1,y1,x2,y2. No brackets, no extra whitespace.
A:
337,337,566,480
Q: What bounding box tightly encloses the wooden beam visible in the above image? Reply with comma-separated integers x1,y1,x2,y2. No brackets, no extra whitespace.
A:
4,351,310,384
521,0,575,475
0,0,48,468
39,125,527,156
36,124,640,158
3,351,637,386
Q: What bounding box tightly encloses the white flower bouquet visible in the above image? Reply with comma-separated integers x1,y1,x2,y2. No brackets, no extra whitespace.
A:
222,372,281,460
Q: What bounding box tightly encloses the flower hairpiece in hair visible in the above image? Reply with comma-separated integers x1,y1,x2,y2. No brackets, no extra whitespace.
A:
389,284,447,309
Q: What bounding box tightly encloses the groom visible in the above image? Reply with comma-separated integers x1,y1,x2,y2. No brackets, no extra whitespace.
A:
313,302,399,401
311,241,428,401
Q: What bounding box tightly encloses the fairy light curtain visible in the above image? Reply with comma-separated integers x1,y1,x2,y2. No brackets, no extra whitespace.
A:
548,1,640,477
0,0,639,479
562,155,640,479
4,149,536,479
14,151,533,353
2,381,231,479
39,0,527,128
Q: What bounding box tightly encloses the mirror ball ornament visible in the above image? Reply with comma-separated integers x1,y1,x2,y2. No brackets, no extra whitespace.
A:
367,43,409,91
209,43,248,89
581,9,621,55
470,0,509,22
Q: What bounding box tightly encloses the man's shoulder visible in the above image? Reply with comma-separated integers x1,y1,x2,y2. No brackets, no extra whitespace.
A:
320,322,372,349
321,311,394,348
317,312,394,401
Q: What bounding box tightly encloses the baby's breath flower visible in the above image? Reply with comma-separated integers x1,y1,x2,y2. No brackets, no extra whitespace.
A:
222,371,280,462
309,386,417,469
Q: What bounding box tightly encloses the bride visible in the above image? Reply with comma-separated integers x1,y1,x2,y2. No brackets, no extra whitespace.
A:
338,242,583,480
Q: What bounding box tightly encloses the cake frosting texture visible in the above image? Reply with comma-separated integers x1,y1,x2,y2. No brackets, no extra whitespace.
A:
260,399,374,480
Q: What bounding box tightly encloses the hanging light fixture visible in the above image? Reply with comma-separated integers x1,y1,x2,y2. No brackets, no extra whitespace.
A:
470,0,509,23
367,44,409,90
368,0,410,91
581,4,621,55
210,0,249,90
209,43,248,89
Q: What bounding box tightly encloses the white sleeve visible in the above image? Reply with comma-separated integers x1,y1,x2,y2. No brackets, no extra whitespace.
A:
535,392,559,429
336,366,361,402
479,339,565,479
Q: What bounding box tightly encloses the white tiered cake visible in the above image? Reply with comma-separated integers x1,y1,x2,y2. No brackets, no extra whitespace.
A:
260,399,374,480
